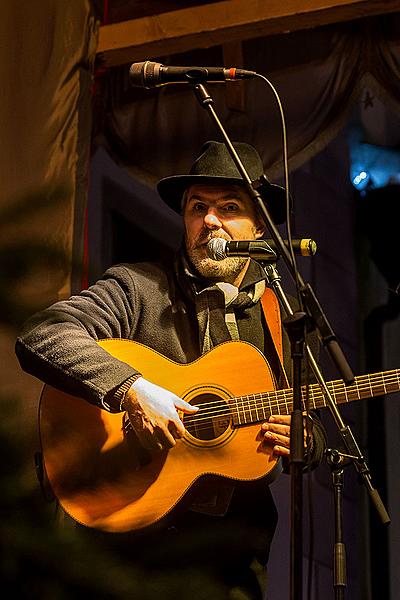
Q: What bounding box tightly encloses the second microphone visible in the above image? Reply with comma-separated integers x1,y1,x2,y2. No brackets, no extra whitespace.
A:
207,238,317,261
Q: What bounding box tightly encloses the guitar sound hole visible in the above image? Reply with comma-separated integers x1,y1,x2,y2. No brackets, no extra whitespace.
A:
184,393,230,441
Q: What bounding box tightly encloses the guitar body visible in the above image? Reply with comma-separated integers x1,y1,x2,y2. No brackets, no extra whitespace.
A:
39,340,281,533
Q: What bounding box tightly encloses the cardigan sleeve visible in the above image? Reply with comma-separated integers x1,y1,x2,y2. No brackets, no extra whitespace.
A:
15,265,142,411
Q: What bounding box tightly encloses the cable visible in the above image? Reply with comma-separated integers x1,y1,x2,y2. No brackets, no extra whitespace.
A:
254,72,303,311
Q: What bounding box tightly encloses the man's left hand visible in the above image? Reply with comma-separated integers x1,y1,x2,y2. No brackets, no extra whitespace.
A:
261,415,311,457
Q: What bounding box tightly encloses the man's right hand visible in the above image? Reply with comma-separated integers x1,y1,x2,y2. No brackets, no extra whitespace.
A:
123,377,198,451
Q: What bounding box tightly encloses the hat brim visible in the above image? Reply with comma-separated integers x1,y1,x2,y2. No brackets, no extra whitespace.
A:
157,174,287,224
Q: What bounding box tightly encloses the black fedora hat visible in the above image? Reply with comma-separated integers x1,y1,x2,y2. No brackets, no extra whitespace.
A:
157,140,287,224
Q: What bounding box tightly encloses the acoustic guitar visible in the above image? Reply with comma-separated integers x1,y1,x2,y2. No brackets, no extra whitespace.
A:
39,339,400,533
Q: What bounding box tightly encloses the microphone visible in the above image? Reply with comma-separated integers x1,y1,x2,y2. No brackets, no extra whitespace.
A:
129,61,257,88
207,238,317,261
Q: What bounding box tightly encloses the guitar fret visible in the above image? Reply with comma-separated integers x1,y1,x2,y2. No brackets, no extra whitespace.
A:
268,392,275,416
253,394,259,422
382,372,387,394
270,391,278,418
250,395,256,422
276,392,281,415
245,396,253,423
320,389,326,408
262,394,269,420
314,387,320,408
311,386,322,409
281,390,289,415
240,395,247,424
368,375,373,398
309,386,316,410
366,377,380,396
258,394,266,421
343,382,349,403
332,383,339,404
256,394,263,421
249,394,258,423
331,381,340,403
258,394,265,420
317,389,323,408
249,395,256,422
233,397,241,426
244,395,250,423
301,385,318,412
241,396,247,423
354,378,360,400
259,393,267,420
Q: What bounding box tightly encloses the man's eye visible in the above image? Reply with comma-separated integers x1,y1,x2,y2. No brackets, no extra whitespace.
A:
223,204,239,212
193,203,207,212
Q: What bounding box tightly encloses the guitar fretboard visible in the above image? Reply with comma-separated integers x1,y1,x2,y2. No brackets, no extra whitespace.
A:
228,369,400,426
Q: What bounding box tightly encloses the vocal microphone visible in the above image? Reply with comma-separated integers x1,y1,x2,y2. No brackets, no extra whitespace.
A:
207,238,317,261
129,61,257,88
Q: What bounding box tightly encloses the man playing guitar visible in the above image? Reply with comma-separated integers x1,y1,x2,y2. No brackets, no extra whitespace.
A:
16,141,327,599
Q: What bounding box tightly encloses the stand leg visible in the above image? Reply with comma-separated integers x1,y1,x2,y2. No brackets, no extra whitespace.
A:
327,449,348,600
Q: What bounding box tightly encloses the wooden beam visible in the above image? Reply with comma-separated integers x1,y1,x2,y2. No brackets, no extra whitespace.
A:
97,0,400,67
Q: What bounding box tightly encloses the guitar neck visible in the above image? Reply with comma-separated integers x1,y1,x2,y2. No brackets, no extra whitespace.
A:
229,369,400,426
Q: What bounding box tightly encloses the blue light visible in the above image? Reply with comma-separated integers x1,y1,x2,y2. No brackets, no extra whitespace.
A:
352,170,370,190
349,130,400,192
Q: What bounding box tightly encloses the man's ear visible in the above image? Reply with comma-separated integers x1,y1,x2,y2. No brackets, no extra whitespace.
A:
255,221,266,238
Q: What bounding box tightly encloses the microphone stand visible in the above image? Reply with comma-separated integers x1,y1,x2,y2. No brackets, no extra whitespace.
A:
325,448,353,600
189,80,390,599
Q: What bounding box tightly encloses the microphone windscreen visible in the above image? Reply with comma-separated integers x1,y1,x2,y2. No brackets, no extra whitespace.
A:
207,238,226,261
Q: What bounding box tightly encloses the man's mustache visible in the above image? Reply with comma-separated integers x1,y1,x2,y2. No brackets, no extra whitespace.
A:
195,231,230,248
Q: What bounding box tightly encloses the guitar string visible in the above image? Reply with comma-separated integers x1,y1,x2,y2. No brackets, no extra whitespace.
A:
180,369,400,415
184,375,400,425
185,384,399,433
121,371,400,435
185,383,400,431
182,374,400,429
185,372,400,415
120,373,400,436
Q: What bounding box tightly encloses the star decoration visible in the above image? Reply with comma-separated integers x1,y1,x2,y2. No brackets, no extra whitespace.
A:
363,90,375,109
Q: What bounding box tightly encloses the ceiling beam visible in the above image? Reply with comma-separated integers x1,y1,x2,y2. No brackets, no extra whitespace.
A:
97,0,400,67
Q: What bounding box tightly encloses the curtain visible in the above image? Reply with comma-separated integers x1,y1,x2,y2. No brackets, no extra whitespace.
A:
0,0,98,321
96,15,400,185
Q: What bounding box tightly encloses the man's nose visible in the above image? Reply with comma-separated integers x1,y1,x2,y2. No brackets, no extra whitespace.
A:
204,211,222,230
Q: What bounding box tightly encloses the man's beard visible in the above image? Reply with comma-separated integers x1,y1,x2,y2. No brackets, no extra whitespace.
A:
186,235,249,282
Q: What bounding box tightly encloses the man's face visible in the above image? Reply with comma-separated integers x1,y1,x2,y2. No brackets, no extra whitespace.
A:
183,183,265,283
